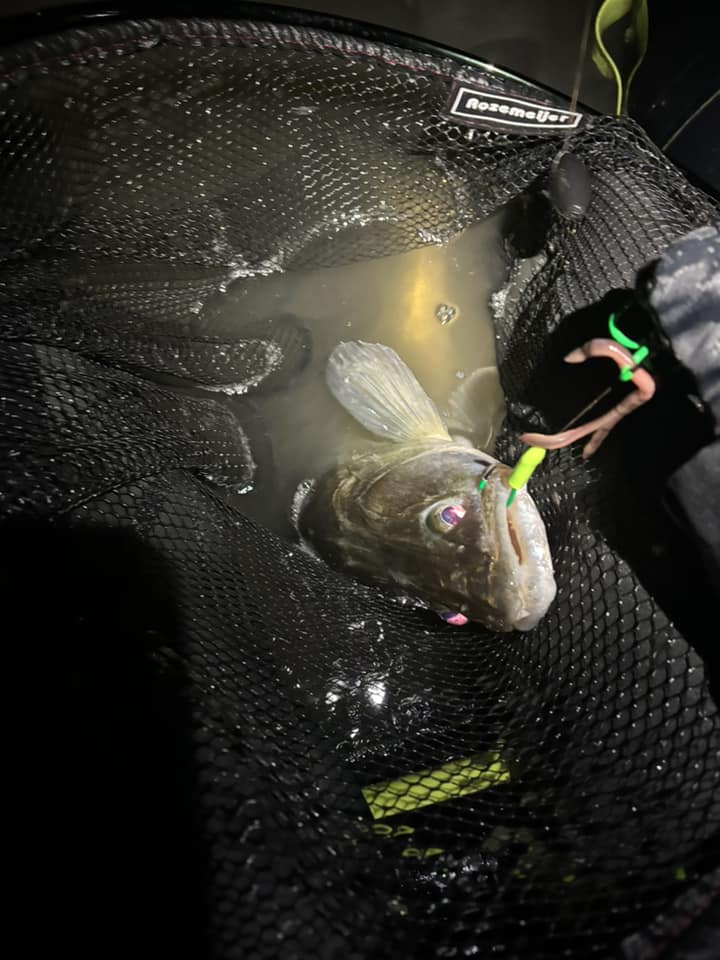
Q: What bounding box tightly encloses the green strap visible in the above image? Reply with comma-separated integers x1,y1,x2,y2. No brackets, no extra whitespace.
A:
608,312,649,379
592,0,649,114
608,311,639,349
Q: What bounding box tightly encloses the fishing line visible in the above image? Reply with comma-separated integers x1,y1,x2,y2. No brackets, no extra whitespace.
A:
502,312,653,506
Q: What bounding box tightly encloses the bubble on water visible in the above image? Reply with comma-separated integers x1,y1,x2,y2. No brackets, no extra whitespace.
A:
290,477,316,526
392,595,413,607
297,538,322,562
417,228,444,243
237,426,256,480
198,341,283,394
489,287,508,320
207,382,250,395
226,254,283,283
435,302,459,326
366,680,386,706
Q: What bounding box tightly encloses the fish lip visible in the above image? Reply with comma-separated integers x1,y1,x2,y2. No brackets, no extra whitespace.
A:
512,610,544,632
479,473,556,632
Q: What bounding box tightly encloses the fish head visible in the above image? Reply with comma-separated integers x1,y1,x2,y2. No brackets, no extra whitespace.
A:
339,444,557,632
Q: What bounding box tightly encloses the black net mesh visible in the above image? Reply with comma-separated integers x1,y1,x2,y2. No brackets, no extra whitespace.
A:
1,16,719,960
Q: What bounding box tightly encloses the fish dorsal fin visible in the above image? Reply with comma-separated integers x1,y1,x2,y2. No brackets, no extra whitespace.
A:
447,366,506,453
326,341,451,443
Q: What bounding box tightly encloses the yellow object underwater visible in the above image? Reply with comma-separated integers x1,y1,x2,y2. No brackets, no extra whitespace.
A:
362,752,511,820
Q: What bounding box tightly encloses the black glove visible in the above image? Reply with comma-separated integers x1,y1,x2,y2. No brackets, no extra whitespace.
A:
636,224,720,595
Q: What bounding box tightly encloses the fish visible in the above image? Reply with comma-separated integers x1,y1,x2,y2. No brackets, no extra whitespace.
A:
297,341,557,633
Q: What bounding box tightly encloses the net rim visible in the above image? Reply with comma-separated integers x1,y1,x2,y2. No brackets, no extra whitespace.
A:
0,4,598,118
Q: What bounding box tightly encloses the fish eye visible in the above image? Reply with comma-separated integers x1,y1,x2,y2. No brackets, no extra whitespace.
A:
427,502,466,533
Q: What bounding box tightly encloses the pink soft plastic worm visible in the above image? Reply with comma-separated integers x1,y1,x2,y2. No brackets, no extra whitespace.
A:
519,338,656,459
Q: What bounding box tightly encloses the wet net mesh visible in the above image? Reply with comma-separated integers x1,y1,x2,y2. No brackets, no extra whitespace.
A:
1,16,718,960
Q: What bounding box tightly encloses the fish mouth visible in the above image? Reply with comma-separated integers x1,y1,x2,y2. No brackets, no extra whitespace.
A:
506,511,524,565
481,470,556,632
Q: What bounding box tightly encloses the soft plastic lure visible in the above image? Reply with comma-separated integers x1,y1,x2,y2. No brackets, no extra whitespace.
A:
443,316,654,623
505,314,655,504
520,337,655,458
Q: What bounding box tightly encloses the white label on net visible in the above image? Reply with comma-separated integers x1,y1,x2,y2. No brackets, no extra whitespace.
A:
445,84,583,133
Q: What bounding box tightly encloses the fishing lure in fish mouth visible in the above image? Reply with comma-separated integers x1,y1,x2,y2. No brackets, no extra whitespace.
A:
440,315,654,625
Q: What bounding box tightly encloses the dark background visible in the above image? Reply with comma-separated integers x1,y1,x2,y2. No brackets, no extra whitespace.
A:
1,0,616,112
2,1,717,195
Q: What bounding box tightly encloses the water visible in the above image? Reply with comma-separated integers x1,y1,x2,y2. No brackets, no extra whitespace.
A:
212,214,507,536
